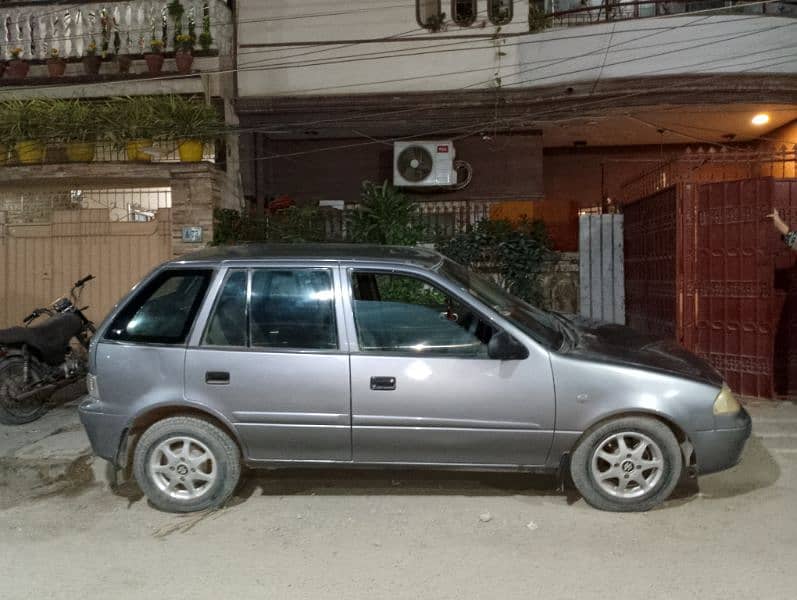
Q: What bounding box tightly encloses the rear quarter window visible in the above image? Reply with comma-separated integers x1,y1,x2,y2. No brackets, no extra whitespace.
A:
104,269,212,345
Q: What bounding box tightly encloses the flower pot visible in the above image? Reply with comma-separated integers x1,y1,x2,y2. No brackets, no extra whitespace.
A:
126,139,153,162
47,58,67,77
83,55,102,75
7,59,29,79
117,55,132,74
15,141,45,165
144,53,164,75
66,141,96,162
177,139,204,162
175,50,194,74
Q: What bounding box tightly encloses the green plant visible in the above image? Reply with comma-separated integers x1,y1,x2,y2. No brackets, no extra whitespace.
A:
436,217,550,303
104,96,157,145
211,206,329,246
0,99,50,144
152,95,223,143
424,12,447,32
528,3,552,33
175,33,194,51
85,40,98,56
9,47,23,60
50,99,98,143
149,38,164,53
348,180,429,245
198,2,213,51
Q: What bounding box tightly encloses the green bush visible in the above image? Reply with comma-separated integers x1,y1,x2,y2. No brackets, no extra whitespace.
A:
212,206,328,246
347,180,429,245
436,217,550,303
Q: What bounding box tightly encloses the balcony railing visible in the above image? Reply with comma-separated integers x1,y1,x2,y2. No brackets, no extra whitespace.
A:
544,0,796,28
0,0,233,61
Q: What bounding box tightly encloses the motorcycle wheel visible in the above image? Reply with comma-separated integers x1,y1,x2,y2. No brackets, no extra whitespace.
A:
0,356,46,425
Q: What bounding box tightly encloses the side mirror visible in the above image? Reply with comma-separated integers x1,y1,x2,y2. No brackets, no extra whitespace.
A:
488,331,529,361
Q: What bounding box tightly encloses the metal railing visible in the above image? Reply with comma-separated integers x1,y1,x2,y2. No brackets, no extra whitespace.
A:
546,0,796,28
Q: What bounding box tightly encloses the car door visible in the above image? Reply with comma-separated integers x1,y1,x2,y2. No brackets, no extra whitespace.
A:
185,264,351,462
344,266,556,467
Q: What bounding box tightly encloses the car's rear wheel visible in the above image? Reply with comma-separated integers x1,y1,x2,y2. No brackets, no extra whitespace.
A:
133,416,241,513
570,416,682,512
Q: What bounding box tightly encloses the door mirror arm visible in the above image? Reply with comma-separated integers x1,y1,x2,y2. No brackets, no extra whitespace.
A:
487,331,529,361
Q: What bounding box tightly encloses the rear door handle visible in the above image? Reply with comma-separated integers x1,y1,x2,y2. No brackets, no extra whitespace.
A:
205,371,230,385
370,376,396,391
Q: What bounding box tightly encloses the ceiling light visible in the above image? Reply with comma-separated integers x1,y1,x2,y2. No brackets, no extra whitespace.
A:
751,113,770,126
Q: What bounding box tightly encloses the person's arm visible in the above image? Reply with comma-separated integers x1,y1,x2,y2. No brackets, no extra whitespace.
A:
768,209,797,249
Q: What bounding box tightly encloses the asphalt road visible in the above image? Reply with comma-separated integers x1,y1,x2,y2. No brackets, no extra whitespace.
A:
1,402,796,600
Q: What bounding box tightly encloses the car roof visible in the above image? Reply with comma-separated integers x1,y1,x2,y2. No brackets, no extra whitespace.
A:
168,243,444,269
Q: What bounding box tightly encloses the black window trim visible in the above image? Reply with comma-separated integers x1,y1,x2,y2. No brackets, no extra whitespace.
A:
103,267,213,346
416,0,443,30
487,0,513,25
347,267,510,360
451,0,477,27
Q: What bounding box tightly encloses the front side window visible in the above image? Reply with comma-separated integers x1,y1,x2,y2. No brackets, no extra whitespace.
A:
488,0,513,25
417,0,444,30
249,269,337,350
351,271,494,357
452,0,477,26
105,269,212,344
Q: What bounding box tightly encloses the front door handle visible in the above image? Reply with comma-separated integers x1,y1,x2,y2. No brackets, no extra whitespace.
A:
370,376,396,391
205,371,230,385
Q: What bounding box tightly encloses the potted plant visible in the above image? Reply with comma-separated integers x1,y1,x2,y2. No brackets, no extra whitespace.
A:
199,10,213,52
175,33,194,74
106,96,157,161
46,48,67,77
7,48,29,79
145,38,165,75
83,41,102,75
52,99,97,162
1,99,47,164
155,95,222,162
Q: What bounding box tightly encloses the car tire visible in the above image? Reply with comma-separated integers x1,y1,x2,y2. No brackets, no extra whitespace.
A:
570,416,682,512
133,416,241,513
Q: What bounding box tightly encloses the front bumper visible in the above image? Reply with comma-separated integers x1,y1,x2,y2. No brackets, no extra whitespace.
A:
690,406,753,475
78,396,129,466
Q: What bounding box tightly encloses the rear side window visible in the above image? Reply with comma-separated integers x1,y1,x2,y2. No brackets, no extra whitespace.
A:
105,269,212,344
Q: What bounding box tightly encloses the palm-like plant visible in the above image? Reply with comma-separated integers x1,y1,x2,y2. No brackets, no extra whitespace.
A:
153,95,223,143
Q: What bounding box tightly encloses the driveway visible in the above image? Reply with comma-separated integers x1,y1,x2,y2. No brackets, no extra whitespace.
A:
0,401,795,600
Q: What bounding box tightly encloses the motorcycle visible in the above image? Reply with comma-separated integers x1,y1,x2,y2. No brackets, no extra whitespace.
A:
0,275,96,425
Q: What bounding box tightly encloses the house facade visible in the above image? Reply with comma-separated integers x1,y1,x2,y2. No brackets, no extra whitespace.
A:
233,1,797,398
0,0,241,325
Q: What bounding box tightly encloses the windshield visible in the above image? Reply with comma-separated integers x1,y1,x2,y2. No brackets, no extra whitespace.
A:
437,258,564,350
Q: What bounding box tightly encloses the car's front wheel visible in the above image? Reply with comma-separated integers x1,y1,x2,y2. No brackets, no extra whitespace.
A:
570,416,682,512
133,416,241,513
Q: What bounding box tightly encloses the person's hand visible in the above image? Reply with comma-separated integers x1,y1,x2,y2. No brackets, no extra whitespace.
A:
768,209,790,235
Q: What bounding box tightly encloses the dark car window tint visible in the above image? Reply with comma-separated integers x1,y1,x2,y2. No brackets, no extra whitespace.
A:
351,271,493,357
249,269,337,350
203,270,248,347
105,269,211,344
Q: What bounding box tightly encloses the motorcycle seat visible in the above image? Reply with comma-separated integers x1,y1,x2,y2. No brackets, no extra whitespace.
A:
0,313,84,365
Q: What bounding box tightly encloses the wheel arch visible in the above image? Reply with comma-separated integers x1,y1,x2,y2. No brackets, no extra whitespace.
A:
565,409,696,469
118,403,245,472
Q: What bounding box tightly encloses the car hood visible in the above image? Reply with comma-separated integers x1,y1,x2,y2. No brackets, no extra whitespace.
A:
557,315,723,387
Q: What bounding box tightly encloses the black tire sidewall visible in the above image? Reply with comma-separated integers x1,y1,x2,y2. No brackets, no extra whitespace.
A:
0,356,47,425
570,417,682,512
133,416,240,513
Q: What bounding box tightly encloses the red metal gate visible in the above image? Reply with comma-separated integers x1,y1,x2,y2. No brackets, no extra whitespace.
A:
624,178,797,398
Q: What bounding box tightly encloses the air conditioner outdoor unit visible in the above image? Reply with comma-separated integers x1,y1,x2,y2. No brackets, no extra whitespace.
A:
393,141,457,187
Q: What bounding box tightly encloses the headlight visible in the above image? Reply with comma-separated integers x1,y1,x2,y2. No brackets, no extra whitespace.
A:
713,383,741,415
86,373,99,399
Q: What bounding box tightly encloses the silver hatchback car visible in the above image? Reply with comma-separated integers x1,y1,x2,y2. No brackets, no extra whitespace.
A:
79,244,751,513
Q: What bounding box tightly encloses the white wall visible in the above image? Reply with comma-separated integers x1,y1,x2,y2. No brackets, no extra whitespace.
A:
237,1,797,97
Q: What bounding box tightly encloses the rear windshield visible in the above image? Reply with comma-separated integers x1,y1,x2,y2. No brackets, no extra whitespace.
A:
105,269,212,345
